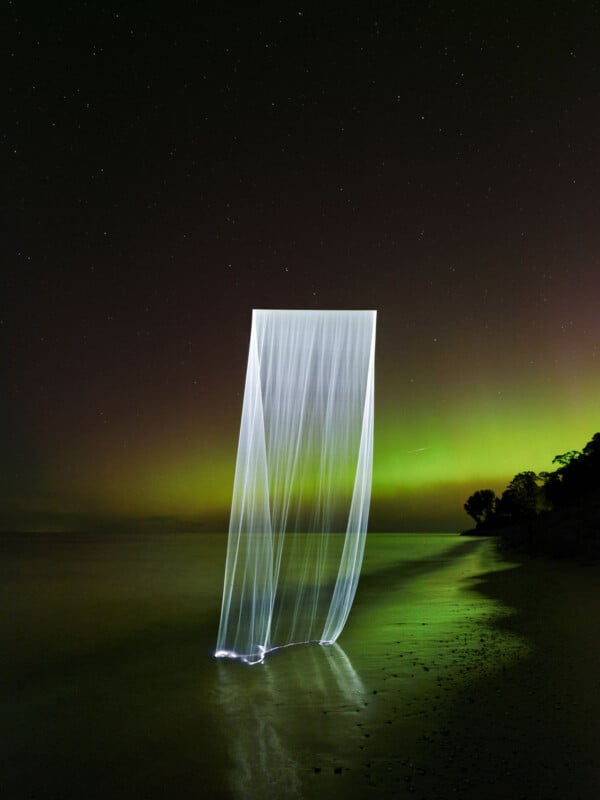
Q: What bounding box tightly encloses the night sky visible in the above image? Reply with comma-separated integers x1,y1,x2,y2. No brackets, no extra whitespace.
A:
3,2,600,532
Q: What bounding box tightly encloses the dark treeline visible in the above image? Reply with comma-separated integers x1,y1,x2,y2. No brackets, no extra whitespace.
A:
464,433,600,557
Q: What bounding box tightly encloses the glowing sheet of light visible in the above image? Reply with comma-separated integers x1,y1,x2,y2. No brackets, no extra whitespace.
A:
216,309,376,663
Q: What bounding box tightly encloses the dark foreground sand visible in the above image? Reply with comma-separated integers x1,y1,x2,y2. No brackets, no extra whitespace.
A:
357,555,600,799
452,557,600,799
291,543,600,800
2,533,599,799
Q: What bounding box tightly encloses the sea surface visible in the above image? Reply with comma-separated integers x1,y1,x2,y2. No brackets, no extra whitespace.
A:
1,532,523,799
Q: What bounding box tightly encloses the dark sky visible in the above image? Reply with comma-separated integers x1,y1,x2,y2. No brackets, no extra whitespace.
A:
3,2,600,532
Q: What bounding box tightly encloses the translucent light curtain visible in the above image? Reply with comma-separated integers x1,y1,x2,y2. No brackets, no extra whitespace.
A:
216,309,376,663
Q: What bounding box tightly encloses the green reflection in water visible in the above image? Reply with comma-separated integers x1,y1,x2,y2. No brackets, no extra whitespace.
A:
213,535,529,800
1,532,528,800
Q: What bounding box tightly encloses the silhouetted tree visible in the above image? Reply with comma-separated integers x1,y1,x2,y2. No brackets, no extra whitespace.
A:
463,432,600,555
496,471,539,522
464,489,496,527
548,434,600,507
581,433,600,481
552,450,581,468
582,432,600,458
539,470,560,509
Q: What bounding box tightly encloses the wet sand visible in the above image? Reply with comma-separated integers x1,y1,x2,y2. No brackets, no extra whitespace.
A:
345,550,600,799
1,533,598,798
421,555,600,799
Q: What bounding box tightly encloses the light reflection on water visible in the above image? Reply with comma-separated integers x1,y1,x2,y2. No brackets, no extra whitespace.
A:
216,643,364,799
211,534,526,800
1,532,526,800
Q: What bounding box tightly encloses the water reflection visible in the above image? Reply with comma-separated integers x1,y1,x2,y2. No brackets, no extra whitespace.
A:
216,643,364,799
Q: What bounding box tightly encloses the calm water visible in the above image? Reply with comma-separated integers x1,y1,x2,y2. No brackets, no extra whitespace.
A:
1,532,522,799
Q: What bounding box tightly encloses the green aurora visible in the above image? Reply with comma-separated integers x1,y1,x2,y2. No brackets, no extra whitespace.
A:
3,4,600,534
8,365,598,533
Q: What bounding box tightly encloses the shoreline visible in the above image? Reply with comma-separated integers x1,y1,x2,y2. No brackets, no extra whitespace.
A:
3,533,599,799
353,549,600,798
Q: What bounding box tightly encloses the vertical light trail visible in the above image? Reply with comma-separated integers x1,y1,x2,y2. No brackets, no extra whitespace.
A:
216,309,376,663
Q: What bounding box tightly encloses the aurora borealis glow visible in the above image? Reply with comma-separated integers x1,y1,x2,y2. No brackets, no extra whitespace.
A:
3,4,599,532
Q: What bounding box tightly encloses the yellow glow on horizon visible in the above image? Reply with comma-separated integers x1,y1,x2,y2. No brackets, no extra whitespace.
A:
373,376,600,499
30,369,599,531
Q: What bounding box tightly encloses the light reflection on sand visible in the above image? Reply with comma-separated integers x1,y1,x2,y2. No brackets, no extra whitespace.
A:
216,644,364,799
211,535,529,799
1,532,531,800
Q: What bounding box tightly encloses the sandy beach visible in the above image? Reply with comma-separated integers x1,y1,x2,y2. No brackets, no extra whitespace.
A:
424,554,600,799
2,533,599,799
350,551,600,799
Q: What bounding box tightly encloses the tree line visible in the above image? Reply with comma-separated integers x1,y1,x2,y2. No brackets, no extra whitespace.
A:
464,432,600,556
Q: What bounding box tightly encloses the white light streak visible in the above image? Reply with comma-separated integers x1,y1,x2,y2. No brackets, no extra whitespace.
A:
215,309,376,664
